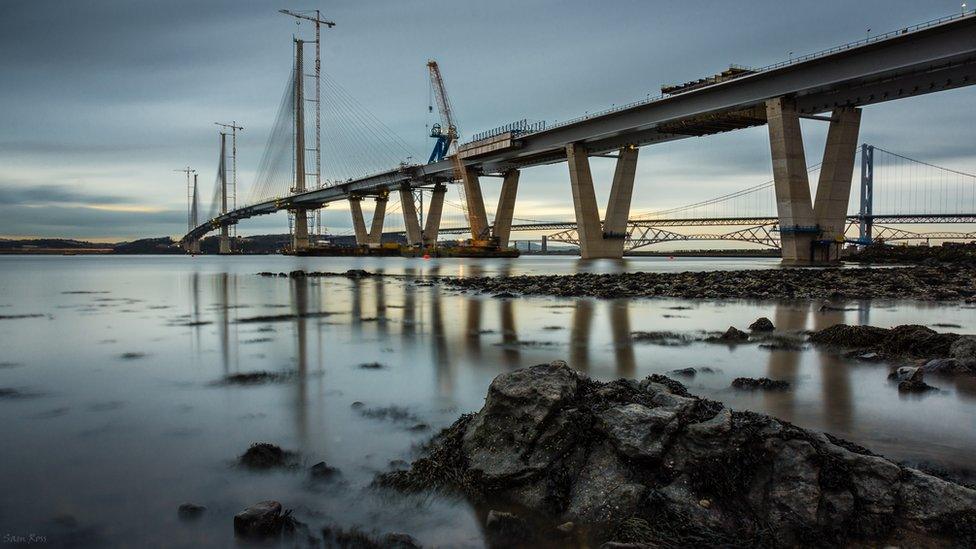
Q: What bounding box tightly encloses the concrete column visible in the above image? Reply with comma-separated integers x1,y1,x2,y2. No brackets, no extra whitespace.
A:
766,97,816,264
493,170,520,248
460,167,490,241
219,225,231,254
602,146,640,257
813,107,862,262
189,239,201,254
399,185,422,246
292,210,309,251
348,196,368,245
368,195,388,245
423,184,447,247
218,132,231,255
567,143,610,259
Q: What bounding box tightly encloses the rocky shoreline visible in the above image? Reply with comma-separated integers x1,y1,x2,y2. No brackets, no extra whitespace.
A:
378,362,976,548
443,265,976,301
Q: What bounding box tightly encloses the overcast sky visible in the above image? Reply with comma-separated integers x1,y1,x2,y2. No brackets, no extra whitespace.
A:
1,0,973,241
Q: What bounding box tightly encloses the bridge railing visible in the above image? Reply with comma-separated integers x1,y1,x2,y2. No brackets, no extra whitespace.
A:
756,9,975,73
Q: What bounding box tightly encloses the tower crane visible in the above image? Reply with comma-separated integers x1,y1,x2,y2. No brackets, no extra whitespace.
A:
427,60,456,164
426,60,470,221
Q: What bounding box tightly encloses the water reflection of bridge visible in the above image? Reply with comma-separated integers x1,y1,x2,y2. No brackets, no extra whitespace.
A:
188,269,976,449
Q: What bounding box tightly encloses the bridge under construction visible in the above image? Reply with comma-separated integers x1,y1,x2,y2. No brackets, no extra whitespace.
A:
180,9,976,264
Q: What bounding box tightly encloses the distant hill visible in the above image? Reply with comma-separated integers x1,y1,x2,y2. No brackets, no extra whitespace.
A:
0,238,109,250
0,238,114,254
112,237,183,254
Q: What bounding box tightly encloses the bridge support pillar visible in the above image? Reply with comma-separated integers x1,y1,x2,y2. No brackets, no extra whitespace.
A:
604,146,640,256
492,169,520,248
766,97,861,264
368,194,388,245
219,226,231,254
460,168,490,241
566,143,639,259
423,184,447,248
766,97,818,264
348,196,369,246
813,107,861,261
399,184,422,246
292,209,309,251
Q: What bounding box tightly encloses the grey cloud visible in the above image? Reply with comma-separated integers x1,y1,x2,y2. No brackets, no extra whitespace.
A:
0,204,184,239
0,184,130,206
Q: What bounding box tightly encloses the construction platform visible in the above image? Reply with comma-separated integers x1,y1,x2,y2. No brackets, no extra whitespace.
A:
401,245,520,259
290,243,519,258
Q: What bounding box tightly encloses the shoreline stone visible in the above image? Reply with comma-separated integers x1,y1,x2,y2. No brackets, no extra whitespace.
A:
440,266,976,301
177,503,206,521
377,361,976,547
233,500,291,539
731,377,790,391
749,317,775,331
239,443,298,470
810,324,967,366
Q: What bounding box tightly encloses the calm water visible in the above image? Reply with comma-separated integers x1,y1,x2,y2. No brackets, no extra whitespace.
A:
0,255,974,547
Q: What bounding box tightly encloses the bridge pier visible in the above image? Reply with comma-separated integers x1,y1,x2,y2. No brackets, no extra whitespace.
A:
460,168,490,241
765,97,860,264
368,194,388,245
492,169,520,248
813,106,861,261
292,209,309,251
399,184,423,246
348,196,369,245
566,143,639,259
219,226,231,254
423,184,447,248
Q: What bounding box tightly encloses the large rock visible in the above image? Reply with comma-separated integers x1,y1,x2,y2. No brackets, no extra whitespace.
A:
951,336,976,368
379,362,976,547
461,360,580,481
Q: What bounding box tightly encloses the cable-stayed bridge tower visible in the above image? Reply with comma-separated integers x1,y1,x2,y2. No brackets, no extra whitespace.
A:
280,9,334,251
215,122,243,238
175,166,199,253
189,173,200,254
217,131,231,254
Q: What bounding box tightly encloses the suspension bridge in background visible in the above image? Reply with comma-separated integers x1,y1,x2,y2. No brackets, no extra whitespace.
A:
424,144,976,252
180,9,976,263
